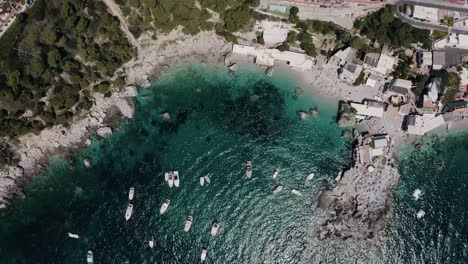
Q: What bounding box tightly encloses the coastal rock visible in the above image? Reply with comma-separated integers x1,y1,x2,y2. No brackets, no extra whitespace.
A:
297,110,309,120
161,112,171,121
83,158,92,168
265,67,274,77
117,97,135,118
309,107,318,117
228,63,238,72
96,127,113,138
224,51,233,66
295,87,304,96
123,86,139,97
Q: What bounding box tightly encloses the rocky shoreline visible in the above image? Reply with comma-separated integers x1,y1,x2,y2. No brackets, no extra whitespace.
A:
0,30,231,207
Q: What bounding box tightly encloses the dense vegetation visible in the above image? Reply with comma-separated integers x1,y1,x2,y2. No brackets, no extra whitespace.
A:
115,0,259,40
0,0,135,139
354,7,432,49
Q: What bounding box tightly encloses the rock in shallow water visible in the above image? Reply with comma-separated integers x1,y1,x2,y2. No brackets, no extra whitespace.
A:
96,127,113,138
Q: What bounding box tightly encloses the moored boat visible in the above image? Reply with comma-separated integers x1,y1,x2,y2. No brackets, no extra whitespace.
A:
125,204,133,221
200,176,205,186
87,250,93,264
67,232,79,239
245,161,252,178
174,171,180,187
204,175,211,184
168,172,174,188
272,168,280,179
165,172,169,181
128,187,134,201
184,216,193,232
291,189,303,196
201,247,207,262
306,173,315,182
149,237,154,248
160,199,170,215
413,189,423,200
211,220,220,236
273,185,283,193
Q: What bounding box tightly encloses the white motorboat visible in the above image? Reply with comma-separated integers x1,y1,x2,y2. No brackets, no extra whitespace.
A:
201,247,207,262
204,175,211,184
168,172,174,188
184,216,193,232
273,185,283,193
149,237,154,248
200,176,205,186
125,204,134,221
174,171,180,187
306,173,315,182
291,189,303,196
128,187,134,201
245,161,252,178
413,189,423,201
160,199,170,215
87,250,93,264
67,232,79,239
211,220,220,236
416,210,425,219
272,168,280,179
165,172,169,181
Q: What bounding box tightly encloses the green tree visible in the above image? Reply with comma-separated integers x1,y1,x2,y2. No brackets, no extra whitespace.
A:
7,70,20,88
288,6,299,23
277,42,289,51
286,31,297,44
47,50,61,67
41,26,58,45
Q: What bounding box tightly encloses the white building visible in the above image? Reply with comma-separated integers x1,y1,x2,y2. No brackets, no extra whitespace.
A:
350,100,386,119
366,73,380,88
374,53,397,76
422,51,433,68
406,114,445,135
340,63,363,84
255,20,292,47
413,6,439,23
232,44,314,70
433,20,468,50
329,47,355,66
426,78,440,103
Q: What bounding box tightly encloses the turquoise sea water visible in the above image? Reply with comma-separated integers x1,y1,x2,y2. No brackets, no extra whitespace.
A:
0,64,467,264
0,65,351,263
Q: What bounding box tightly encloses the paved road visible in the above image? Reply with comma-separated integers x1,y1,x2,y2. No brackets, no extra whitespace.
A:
391,0,468,34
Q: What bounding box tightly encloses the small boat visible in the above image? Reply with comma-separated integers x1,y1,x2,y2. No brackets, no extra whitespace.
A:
184,216,193,232
168,172,174,188
160,199,170,215
149,237,154,248
273,185,283,193
87,250,93,264
67,232,79,239
211,220,220,236
125,204,134,221
413,189,423,201
174,171,180,187
416,210,425,219
306,173,315,182
165,172,169,181
200,176,205,186
204,175,211,184
128,187,134,201
201,247,207,262
272,168,280,179
245,161,252,178
291,189,303,196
